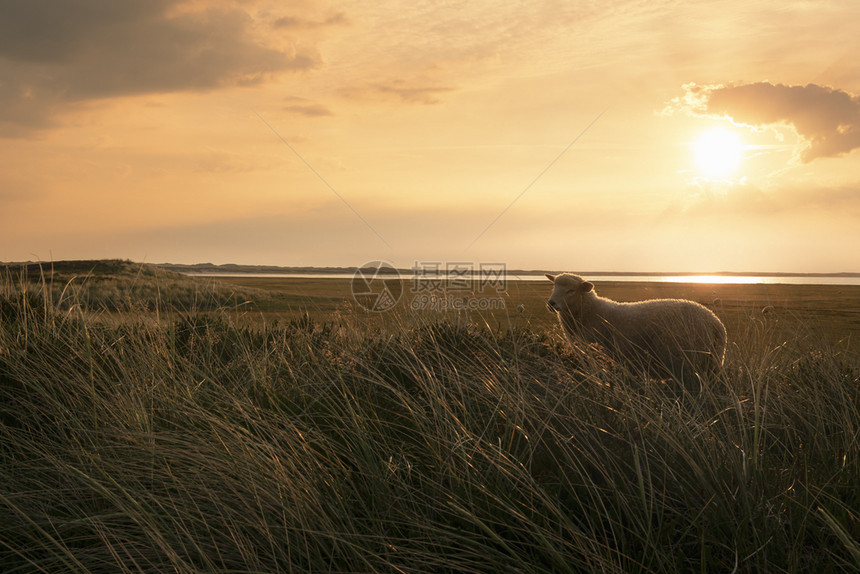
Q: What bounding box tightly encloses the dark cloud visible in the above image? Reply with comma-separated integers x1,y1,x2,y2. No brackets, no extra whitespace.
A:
0,0,321,134
283,104,333,117
272,12,349,30
375,82,454,105
688,82,860,162
341,80,455,105
282,97,334,117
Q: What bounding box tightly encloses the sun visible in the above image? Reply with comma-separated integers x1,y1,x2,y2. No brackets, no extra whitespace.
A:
693,128,744,177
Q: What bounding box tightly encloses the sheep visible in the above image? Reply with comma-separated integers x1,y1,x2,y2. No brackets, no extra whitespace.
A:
546,273,727,383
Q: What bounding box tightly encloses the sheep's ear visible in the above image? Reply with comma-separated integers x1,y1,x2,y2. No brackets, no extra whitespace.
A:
545,274,556,283
579,281,594,293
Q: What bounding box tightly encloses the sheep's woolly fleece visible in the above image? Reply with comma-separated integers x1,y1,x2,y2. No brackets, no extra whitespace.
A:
546,273,727,380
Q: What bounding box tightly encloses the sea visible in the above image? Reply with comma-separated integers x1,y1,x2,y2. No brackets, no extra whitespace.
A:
188,273,860,286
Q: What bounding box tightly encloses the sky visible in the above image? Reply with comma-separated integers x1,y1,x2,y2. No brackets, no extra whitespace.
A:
2,0,860,273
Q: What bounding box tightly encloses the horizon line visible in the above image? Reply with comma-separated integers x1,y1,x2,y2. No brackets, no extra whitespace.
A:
2,260,859,277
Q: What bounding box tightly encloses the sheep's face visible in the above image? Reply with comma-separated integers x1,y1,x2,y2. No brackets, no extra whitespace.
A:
546,273,594,316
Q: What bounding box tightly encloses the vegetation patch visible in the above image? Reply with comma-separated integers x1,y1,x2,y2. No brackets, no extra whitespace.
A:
1,259,284,313
1,271,858,572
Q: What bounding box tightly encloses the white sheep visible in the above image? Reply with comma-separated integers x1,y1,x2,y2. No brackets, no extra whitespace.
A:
546,273,727,382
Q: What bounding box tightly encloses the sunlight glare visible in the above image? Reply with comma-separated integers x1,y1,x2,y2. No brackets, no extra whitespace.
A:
693,128,744,177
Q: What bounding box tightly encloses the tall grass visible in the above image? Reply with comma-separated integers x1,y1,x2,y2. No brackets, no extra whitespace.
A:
1,259,282,313
0,279,858,572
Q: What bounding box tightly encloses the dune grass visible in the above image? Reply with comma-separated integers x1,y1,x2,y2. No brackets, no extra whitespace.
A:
0,271,858,572
1,259,284,314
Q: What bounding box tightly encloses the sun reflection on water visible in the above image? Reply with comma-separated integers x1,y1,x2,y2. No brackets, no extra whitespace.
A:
659,275,763,284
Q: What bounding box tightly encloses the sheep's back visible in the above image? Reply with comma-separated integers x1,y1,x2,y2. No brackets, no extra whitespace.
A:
596,298,726,374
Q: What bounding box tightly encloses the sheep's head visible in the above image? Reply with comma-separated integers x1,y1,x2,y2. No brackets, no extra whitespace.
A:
546,273,594,316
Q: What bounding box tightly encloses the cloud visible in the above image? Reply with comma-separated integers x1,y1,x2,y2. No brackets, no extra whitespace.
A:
0,0,321,134
374,81,455,105
679,82,860,162
661,180,777,221
283,103,334,117
271,12,349,30
662,176,860,223
341,79,455,105
282,97,334,117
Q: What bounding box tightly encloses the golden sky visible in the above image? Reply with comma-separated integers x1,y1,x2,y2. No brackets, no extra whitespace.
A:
2,0,859,272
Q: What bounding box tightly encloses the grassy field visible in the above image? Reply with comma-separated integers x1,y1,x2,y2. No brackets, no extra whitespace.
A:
217,275,860,354
1,262,858,572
